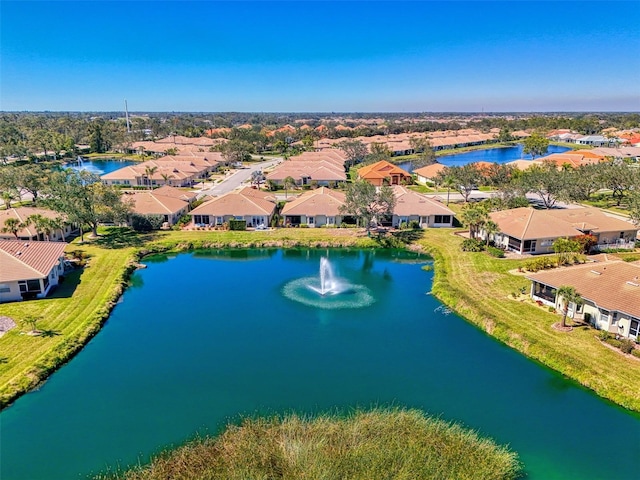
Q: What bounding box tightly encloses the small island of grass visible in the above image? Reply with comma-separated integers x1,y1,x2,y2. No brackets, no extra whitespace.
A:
96,409,521,480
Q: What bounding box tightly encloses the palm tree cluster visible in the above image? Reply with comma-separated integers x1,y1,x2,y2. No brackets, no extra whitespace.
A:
0,213,66,241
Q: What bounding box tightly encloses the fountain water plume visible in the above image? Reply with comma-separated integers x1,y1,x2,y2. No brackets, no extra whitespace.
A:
282,256,374,309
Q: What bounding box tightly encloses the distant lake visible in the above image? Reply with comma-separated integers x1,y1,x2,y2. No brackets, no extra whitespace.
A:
399,144,571,172
67,158,138,175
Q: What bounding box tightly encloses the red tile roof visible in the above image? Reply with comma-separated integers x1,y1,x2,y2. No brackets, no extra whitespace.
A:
0,240,67,282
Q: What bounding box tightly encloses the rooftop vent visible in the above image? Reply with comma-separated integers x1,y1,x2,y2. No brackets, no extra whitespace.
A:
590,270,602,275
627,281,640,287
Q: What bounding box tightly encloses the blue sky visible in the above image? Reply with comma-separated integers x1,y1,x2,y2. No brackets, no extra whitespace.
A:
1,1,639,112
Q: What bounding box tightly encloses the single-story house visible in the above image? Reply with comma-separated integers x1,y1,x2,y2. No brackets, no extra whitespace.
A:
281,187,347,227
357,160,412,186
482,207,638,255
390,186,455,228
0,240,67,302
413,163,446,184
0,207,75,241
527,260,640,340
123,188,191,227
189,187,276,228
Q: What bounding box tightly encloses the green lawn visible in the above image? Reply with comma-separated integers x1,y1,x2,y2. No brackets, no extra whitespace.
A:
1,226,639,412
0,242,138,408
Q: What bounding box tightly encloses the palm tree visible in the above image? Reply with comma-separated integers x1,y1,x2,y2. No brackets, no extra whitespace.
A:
441,176,456,206
160,172,174,186
1,217,24,239
483,220,500,247
283,176,296,199
2,190,18,209
556,285,583,328
25,214,48,240
144,166,158,189
460,204,488,240
22,315,41,334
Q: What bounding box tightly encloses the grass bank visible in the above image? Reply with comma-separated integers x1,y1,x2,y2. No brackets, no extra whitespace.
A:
96,408,521,480
0,242,138,408
418,229,640,412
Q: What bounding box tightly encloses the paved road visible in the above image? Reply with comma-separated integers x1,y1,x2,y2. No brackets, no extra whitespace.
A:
197,157,283,198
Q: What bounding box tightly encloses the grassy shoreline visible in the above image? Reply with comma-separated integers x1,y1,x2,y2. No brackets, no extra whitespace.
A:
96,408,521,480
1,227,639,412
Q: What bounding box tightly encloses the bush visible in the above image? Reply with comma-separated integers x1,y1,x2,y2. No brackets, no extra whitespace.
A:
299,224,309,228
461,238,485,252
409,220,421,230
619,339,635,355
487,246,505,258
524,256,556,272
597,330,610,341
399,222,408,230
130,214,164,232
548,306,556,313
228,219,246,231
605,337,622,349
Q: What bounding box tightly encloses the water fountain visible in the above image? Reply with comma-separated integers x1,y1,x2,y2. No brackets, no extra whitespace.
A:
282,256,374,309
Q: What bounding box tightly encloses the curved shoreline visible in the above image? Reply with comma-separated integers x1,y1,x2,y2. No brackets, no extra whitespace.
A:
1,229,638,412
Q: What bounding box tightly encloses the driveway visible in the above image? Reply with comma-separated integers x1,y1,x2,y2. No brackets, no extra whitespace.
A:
197,157,283,198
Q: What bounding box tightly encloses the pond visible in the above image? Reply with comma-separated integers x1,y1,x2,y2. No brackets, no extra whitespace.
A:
1,249,638,479
398,144,571,172
67,158,139,175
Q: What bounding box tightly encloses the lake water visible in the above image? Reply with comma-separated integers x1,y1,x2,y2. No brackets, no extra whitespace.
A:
399,144,571,171
1,249,638,479
68,158,138,175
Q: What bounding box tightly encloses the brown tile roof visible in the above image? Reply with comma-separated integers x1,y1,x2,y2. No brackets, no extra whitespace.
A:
392,186,456,216
545,207,637,234
490,207,637,241
0,240,67,282
357,161,411,180
124,191,189,216
526,260,640,318
413,163,446,179
0,207,64,239
151,185,198,202
489,208,580,240
190,187,275,217
281,187,346,216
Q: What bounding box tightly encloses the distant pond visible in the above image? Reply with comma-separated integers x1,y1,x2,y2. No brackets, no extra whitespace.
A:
398,144,571,172
67,158,139,175
1,249,638,479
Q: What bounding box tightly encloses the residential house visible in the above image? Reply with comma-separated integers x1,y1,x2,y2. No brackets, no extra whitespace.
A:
124,186,191,227
390,186,455,228
357,160,412,187
483,207,638,255
189,187,276,228
0,240,67,302
281,187,346,227
413,163,446,184
527,260,640,340
0,207,75,241
266,150,347,187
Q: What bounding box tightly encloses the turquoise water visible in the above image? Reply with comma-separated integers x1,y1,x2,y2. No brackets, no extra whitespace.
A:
68,158,138,175
399,144,571,171
1,249,639,479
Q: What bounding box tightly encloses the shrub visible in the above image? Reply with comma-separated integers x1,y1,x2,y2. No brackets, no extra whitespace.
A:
399,222,408,230
597,330,610,341
228,219,246,231
548,306,556,313
299,224,309,228
487,246,505,258
461,238,485,252
605,338,622,349
409,220,421,230
619,339,635,355
130,214,164,232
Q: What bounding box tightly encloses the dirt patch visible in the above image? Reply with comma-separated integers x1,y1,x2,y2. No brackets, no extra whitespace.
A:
0,316,17,337
552,323,573,332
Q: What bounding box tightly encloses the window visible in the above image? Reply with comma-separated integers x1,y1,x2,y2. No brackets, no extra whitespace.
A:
540,239,553,247
620,232,625,239
43,276,49,290
434,215,451,224
308,217,314,225
0,284,10,293
216,217,223,225
523,240,537,252
630,319,639,338
600,309,610,322
327,217,335,225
